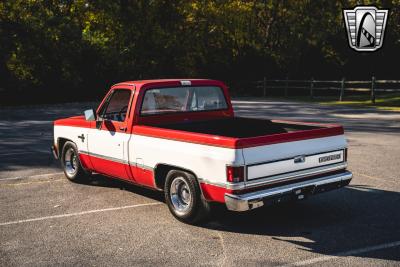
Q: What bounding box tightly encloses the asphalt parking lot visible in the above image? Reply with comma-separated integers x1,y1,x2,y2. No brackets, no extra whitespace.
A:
1,99,400,266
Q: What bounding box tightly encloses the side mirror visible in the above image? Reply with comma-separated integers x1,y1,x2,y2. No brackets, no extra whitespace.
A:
84,109,97,121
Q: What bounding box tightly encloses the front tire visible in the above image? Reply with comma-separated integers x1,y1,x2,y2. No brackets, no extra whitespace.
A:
165,170,210,224
61,141,89,182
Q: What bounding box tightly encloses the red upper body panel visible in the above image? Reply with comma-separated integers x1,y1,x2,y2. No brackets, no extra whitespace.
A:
54,115,92,128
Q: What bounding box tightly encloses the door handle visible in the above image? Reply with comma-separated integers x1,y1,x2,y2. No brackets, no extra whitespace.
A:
119,126,127,132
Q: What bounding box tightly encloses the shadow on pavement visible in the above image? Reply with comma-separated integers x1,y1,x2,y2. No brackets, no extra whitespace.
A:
80,174,165,203
203,184,400,262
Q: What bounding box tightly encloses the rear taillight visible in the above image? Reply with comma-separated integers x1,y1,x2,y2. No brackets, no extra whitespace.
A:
226,166,244,183
344,148,348,161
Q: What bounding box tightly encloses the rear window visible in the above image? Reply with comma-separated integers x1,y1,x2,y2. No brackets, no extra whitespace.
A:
141,86,228,115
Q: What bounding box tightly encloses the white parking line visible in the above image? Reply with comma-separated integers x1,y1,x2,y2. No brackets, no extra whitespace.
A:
0,202,162,226
280,240,400,266
0,151,49,157
0,172,64,181
0,178,64,187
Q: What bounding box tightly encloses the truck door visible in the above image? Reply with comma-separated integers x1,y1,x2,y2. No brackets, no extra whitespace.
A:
87,88,133,179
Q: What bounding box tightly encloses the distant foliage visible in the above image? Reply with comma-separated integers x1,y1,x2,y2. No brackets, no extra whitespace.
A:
1,0,399,104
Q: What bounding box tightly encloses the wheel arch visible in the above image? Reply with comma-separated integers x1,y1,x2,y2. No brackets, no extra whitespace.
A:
57,137,73,158
154,163,200,191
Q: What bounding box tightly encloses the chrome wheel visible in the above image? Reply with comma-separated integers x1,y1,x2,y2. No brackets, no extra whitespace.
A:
64,147,78,177
170,177,192,215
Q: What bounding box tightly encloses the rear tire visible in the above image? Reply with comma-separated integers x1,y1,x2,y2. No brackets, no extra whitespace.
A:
165,170,210,224
61,141,89,183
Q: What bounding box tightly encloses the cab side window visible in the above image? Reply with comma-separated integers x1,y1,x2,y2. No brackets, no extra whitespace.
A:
100,89,131,122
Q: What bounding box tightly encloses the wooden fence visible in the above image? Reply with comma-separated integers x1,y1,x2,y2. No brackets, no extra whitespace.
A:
255,77,400,103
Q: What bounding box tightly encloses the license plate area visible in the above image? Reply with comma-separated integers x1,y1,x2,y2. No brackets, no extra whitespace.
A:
292,185,315,200
262,185,316,206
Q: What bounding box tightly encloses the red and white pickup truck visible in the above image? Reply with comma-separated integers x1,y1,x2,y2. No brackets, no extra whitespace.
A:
52,79,352,223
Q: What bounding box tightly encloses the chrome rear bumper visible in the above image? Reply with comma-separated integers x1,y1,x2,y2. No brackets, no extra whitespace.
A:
225,171,352,212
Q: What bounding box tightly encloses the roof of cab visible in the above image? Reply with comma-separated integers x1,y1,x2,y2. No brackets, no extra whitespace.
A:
111,79,224,90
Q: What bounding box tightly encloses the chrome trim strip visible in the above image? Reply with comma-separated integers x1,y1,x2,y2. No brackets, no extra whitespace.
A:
91,152,128,164
79,150,90,155
79,150,128,165
198,162,347,190
245,162,347,188
78,150,155,171
131,163,154,171
197,178,245,190
225,171,352,211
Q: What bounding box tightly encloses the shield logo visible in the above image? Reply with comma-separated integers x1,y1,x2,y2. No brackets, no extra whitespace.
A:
343,6,388,52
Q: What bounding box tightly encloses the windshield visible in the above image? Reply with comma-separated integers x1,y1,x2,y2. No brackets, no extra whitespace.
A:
141,86,228,115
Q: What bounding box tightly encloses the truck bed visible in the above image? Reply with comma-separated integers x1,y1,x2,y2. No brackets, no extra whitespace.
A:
135,117,344,149
145,117,321,138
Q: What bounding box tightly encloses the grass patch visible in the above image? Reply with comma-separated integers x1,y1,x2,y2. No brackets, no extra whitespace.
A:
260,93,400,112
319,93,400,112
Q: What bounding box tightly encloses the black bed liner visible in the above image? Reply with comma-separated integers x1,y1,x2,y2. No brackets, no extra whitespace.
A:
146,117,321,138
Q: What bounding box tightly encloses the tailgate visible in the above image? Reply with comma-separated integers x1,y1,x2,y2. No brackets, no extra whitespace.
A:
243,135,347,182
247,149,344,180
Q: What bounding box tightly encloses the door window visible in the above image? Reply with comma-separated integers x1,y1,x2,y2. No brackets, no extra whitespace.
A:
100,89,131,122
